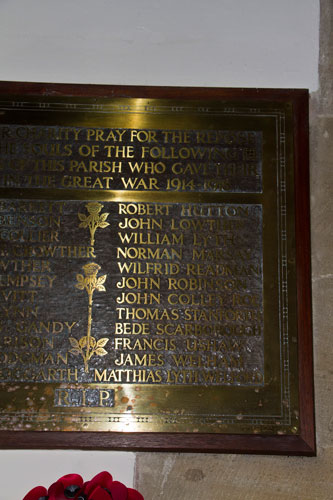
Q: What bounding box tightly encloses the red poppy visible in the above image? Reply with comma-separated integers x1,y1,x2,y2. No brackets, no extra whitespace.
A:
128,487,144,500
23,486,48,500
22,471,144,500
83,471,114,496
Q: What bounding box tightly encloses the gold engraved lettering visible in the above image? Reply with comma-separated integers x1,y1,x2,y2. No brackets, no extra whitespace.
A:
162,130,191,143
116,307,179,321
0,290,37,303
171,162,208,175
117,231,182,245
94,368,163,383
69,160,121,173
57,388,70,406
128,161,165,174
86,128,126,142
118,217,162,230
114,338,176,351
180,204,249,217
115,322,150,335
15,321,76,334
13,246,96,259
116,277,160,289
1,335,53,349
0,259,50,273
1,305,39,318
0,274,56,288
104,145,134,158
61,175,114,189
116,292,160,305
192,248,252,261
114,353,164,367
166,276,247,292
167,293,218,306
0,352,68,366
121,177,160,190
117,247,182,260
118,203,170,216
99,390,112,407
0,229,59,243
117,262,180,274
130,130,157,142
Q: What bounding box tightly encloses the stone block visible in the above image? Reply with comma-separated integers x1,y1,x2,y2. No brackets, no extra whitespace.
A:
136,448,333,499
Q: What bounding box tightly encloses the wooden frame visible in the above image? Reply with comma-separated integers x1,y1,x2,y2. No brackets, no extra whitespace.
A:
0,82,315,454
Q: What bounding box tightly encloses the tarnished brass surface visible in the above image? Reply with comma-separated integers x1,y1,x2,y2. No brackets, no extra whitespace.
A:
0,96,299,434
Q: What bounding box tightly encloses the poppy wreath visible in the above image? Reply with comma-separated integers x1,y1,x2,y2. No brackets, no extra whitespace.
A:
23,471,144,500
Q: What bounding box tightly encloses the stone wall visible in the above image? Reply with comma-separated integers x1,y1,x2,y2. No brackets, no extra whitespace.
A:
135,2,333,498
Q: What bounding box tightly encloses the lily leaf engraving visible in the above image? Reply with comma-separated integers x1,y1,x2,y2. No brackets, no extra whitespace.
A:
97,338,109,348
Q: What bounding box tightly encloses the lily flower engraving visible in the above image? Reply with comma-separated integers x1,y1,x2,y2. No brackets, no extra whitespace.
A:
69,262,108,373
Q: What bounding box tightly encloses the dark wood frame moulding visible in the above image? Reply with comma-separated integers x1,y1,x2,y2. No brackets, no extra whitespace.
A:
0,81,315,455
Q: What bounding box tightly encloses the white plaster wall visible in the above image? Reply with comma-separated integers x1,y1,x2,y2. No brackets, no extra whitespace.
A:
0,1,319,498
0,0,319,90
0,450,135,499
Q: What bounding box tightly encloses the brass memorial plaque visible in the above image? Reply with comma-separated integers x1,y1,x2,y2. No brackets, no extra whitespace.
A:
0,84,315,454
